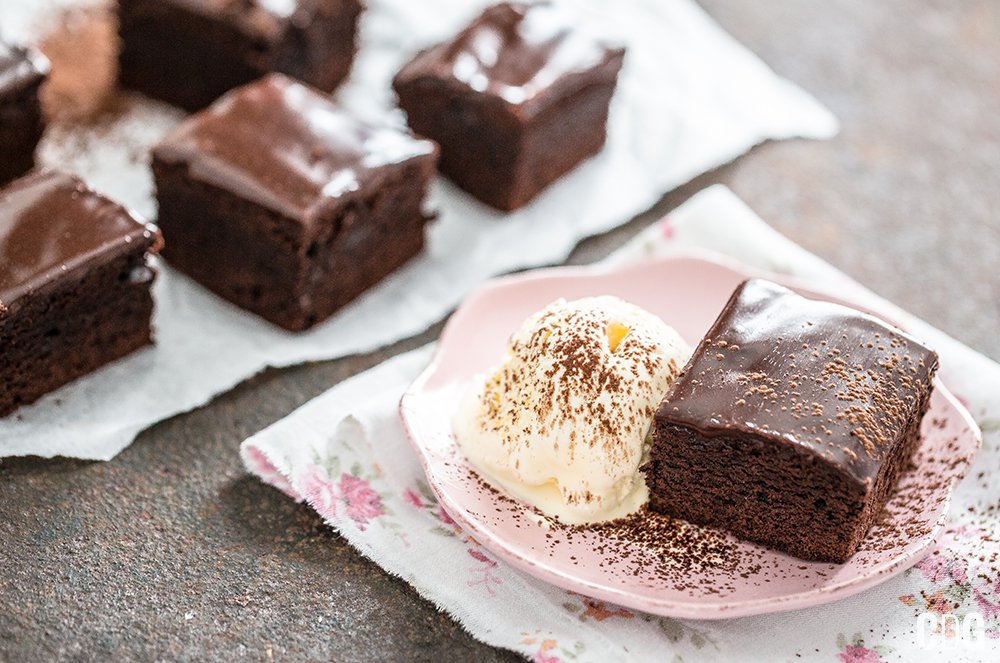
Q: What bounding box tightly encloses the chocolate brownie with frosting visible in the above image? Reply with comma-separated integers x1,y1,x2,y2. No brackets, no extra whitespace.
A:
393,2,624,211
646,279,939,563
0,171,161,416
151,74,438,331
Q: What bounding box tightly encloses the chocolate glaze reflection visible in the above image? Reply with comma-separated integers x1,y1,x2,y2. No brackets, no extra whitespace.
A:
396,2,624,108
0,40,48,98
655,279,939,488
153,73,438,223
0,171,160,310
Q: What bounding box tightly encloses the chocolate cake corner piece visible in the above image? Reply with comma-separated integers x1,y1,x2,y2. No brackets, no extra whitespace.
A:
0,171,162,417
646,279,939,563
150,74,439,332
0,40,48,186
118,0,362,111
392,2,625,211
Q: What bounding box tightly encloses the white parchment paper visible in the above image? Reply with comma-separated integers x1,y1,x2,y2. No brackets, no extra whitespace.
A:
0,0,837,460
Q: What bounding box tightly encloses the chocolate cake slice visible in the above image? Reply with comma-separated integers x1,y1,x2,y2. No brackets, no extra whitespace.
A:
118,0,362,111
393,2,625,211
151,74,438,331
646,279,939,563
0,171,162,417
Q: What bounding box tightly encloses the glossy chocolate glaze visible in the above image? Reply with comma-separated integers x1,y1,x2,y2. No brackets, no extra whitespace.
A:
153,74,438,223
0,40,49,98
0,172,160,312
395,2,624,110
655,279,938,489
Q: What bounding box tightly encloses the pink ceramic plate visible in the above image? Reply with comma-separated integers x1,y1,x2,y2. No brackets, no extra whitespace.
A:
399,253,982,619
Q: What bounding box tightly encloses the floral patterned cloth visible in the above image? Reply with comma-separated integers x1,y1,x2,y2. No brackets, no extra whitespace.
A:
242,186,998,662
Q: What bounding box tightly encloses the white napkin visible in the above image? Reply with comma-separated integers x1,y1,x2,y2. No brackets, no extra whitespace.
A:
242,185,1000,662
0,0,836,460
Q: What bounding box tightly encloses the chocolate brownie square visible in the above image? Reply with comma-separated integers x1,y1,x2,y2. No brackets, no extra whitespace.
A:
646,279,939,563
392,2,625,211
0,41,48,186
118,0,362,111
0,171,162,417
151,74,439,331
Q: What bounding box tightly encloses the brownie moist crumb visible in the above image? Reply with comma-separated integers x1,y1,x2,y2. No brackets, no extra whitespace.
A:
151,74,438,331
393,2,625,211
0,171,161,416
646,279,939,563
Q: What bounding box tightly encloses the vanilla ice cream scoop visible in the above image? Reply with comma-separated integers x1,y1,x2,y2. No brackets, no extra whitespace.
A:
453,296,691,524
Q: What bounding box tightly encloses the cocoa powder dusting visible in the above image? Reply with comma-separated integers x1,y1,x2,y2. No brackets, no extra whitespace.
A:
38,4,123,124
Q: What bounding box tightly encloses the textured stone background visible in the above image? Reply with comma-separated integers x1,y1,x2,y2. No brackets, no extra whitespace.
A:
2,0,998,660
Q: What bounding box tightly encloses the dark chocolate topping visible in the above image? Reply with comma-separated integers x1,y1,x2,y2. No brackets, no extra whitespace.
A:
395,2,624,110
153,73,438,223
0,39,49,98
0,171,159,312
656,279,939,489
